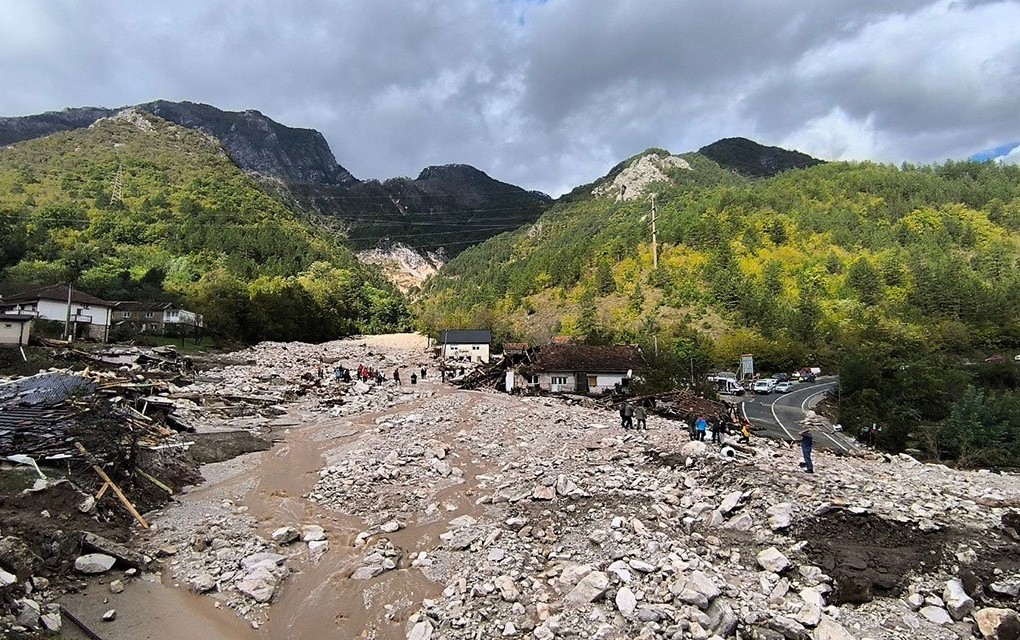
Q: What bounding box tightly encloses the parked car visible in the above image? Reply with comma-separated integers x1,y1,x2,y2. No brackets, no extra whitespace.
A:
774,373,791,382
795,368,820,382
775,381,794,393
752,379,776,394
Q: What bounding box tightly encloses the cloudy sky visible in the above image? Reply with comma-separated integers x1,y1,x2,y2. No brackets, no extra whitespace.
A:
2,0,1019,195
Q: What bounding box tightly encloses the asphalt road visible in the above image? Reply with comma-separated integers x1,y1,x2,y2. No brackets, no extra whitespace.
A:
730,377,857,453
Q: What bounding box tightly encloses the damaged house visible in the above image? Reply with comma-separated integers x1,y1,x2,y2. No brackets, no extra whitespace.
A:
513,343,646,395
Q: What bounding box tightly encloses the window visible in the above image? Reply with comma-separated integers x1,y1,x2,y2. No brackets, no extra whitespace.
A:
587,375,598,388
123,312,132,318
145,312,154,318
82,303,90,309
528,375,539,384
551,376,567,385
472,345,480,350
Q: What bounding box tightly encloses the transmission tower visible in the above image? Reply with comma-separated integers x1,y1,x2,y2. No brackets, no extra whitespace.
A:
110,166,123,205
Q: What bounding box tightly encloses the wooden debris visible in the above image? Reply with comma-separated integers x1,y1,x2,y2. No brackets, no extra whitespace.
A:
75,442,149,529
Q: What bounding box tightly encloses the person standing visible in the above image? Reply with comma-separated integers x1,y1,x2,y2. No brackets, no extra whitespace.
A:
695,415,708,441
620,402,634,430
634,404,647,430
420,366,427,380
798,422,814,473
709,416,721,443
738,420,752,444
393,368,401,386
410,372,418,385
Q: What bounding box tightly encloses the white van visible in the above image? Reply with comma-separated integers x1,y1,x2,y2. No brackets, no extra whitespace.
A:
712,378,745,395
752,378,777,394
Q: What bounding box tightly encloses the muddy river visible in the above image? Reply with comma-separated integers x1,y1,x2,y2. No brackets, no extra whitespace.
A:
61,377,483,640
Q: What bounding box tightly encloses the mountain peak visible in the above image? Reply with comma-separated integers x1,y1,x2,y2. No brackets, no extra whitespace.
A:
592,151,692,202
698,137,823,178
0,100,358,186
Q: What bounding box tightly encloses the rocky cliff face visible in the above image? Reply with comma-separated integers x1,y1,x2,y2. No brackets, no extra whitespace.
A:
699,137,823,178
0,107,113,147
143,101,357,186
592,153,693,201
290,163,551,256
0,102,551,263
0,101,355,186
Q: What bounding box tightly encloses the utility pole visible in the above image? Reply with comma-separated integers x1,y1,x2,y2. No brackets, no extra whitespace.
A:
650,194,658,269
64,283,73,341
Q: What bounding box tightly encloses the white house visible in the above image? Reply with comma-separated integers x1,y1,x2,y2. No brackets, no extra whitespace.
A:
438,329,492,363
2,284,114,342
513,344,645,395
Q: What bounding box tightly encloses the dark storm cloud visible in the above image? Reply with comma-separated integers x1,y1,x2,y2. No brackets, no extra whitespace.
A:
1,0,1018,195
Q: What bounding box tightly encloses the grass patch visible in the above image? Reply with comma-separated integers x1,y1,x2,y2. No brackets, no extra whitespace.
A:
0,468,35,495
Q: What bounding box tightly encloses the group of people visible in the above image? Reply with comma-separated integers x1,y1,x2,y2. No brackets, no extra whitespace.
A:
393,366,429,386
618,400,816,471
691,412,755,445
618,401,648,430
318,362,444,388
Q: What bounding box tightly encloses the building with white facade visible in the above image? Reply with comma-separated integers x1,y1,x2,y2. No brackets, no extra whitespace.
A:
2,285,113,342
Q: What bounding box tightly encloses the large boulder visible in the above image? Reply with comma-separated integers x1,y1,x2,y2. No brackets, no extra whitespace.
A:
74,553,116,574
0,536,43,579
757,547,791,574
681,441,709,458
974,608,1020,640
944,578,975,620
564,571,609,606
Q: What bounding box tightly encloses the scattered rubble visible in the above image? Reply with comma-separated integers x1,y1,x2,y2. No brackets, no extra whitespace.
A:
3,335,1016,639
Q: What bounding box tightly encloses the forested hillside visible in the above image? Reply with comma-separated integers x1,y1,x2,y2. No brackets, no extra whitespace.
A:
0,109,409,342
420,150,1020,464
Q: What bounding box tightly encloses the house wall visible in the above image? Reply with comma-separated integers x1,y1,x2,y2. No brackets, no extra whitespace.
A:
166,309,203,327
0,320,31,346
114,310,163,333
531,371,627,395
441,343,490,363
32,299,111,327
589,373,628,394
538,371,577,393
23,299,111,340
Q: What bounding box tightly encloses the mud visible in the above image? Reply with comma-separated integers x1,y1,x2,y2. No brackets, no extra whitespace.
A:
185,430,272,464
796,510,952,603
0,479,130,575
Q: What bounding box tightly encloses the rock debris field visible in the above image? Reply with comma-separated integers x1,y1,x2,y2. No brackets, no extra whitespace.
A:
31,336,1020,639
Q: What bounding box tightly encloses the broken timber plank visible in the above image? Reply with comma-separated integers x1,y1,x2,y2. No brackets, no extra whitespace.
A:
74,442,149,529
59,605,107,640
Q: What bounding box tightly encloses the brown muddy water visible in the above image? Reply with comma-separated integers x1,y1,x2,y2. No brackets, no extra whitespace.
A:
62,387,486,640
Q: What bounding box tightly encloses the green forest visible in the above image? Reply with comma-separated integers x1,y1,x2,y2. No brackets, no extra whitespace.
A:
0,112,410,342
4,112,1020,466
419,150,1020,466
